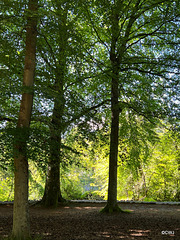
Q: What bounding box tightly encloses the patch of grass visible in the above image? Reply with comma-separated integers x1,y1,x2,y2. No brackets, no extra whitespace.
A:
143,197,156,202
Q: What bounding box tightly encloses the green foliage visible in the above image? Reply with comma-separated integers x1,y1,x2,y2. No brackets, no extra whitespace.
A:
145,128,180,201
0,170,14,201
0,0,179,206
60,169,84,200
28,162,45,201
0,123,179,202
0,162,45,202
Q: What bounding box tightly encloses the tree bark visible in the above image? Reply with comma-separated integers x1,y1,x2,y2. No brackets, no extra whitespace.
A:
42,93,65,207
107,64,121,210
102,57,123,213
12,0,38,238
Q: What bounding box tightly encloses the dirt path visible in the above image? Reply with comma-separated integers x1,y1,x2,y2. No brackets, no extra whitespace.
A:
0,202,179,239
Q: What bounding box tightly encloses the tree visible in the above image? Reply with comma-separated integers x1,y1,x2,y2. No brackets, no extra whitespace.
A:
82,0,179,212
37,0,86,207
12,0,38,238
40,0,68,207
102,2,123,212
37,0,110,207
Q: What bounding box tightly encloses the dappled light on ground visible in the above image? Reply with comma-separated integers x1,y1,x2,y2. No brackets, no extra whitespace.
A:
42,232,52,237
129,229,151,237
96,231,126,239
0,202,179,239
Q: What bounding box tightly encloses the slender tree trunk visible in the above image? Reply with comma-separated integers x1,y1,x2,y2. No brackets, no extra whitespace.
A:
42,5,68,207
12,0,38,238
102,58,123,213
101,0,139,213
107,67,121,211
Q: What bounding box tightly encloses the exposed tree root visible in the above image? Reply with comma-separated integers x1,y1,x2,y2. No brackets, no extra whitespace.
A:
100,203,131,214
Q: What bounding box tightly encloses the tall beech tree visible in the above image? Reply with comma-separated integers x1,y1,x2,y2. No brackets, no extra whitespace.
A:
41,1,68,207
12,0,38,238
82,0,179,212
37,0,81,207
37,0,110,207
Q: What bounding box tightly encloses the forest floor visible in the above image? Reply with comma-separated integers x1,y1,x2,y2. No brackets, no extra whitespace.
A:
0,201,179,240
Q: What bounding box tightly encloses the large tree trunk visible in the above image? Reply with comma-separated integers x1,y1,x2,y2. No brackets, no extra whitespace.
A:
42,4,68,207
12,0,38,238
102,3,123,213
42,94,65,207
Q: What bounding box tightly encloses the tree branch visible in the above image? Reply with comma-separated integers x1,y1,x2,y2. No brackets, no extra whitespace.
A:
64,99,110,127
119,100,163,125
